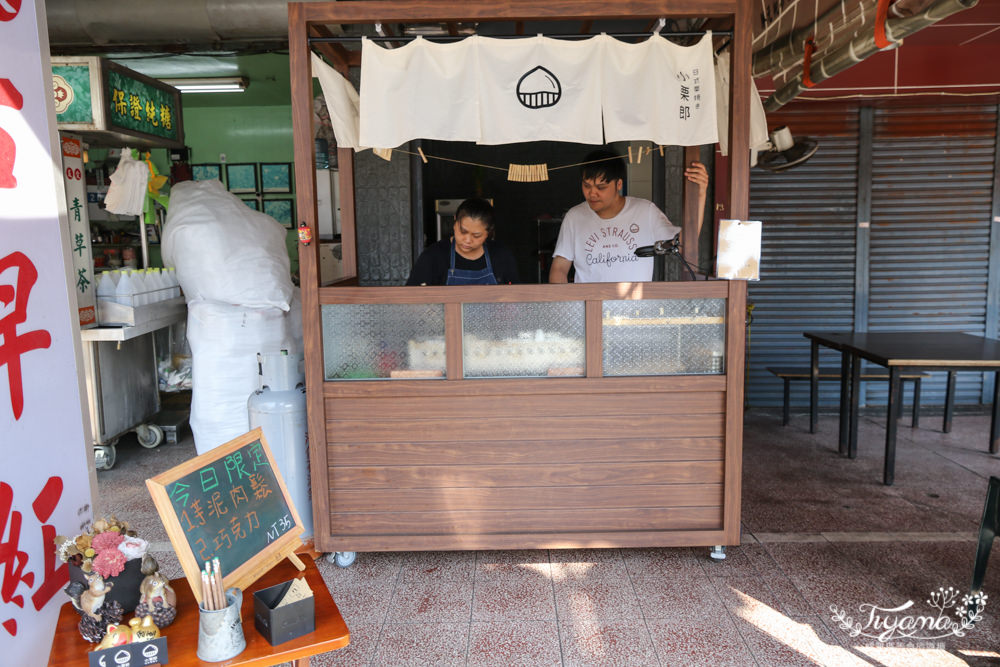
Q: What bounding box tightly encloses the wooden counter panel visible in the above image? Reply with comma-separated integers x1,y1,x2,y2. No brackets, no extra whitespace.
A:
328,391,724,420
327,413,725,443
329,460,723,488
322,374,726,398
318,280,730,304
329,506,722,535
327,437,725,465
324,529,730,552
330,483,723,512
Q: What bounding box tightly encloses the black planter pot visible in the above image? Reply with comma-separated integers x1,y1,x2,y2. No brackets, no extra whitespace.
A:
68,556,144,613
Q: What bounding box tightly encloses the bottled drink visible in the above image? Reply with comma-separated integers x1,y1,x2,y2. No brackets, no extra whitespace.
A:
131,269,148,306
165,267,181,298
145,268,163,302
96,271,115,302
114,269,134,306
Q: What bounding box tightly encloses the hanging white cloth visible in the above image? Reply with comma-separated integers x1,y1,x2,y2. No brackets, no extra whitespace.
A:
311,52,366,150
359,36,480,148
354,32,719,147
714,49,770,162
476,35,604,145
602,32,718,146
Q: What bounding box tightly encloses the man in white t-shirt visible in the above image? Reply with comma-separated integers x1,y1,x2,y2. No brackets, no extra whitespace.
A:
549,150,708,283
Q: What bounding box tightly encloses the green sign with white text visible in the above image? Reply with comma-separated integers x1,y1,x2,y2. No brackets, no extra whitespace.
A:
104,62,181,143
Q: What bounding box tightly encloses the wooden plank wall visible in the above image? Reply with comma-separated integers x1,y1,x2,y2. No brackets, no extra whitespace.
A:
321,377,726,551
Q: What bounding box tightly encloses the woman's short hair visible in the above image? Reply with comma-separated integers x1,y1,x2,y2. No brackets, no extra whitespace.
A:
581,149,626,184
455,197,495,235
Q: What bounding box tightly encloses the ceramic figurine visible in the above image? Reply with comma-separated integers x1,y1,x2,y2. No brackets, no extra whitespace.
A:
67,572,113,621
138,571,176,609
95,623,131,650
128,615,160,642
134,570,178,628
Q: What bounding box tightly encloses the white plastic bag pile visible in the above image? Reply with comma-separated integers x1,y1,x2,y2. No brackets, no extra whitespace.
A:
162,180,302,454
103,150,150,216
163,180,292,310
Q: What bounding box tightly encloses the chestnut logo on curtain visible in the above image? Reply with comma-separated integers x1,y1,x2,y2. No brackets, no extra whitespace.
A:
516,66,562,109
477,35,603,145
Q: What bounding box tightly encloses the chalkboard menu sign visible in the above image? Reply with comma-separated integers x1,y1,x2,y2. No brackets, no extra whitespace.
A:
147,429,304,604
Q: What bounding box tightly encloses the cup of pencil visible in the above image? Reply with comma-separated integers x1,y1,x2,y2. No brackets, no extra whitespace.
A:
196,558,246,662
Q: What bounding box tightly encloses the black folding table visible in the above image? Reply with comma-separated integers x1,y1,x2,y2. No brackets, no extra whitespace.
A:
803,331,1000,485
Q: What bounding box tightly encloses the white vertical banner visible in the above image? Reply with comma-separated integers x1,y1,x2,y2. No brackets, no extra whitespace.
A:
476,35,604,145
0,1,95,665
60,134,96,328
602,32,718,146
360,36,480,147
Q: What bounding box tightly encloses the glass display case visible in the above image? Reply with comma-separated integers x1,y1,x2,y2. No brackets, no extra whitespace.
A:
602,298,725,376
321,303,445,379
321,296,725,380
462,301,585,378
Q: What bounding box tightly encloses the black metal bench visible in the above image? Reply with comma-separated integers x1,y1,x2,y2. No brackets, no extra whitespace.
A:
767,366,930,427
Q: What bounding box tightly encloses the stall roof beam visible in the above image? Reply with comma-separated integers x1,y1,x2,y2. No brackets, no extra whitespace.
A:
298,0,741,24
309,29,732,45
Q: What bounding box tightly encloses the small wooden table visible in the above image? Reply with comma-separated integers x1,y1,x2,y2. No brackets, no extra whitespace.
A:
48,555,349,667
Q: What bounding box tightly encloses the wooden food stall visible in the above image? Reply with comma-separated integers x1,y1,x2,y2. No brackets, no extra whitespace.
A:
288,0,751,557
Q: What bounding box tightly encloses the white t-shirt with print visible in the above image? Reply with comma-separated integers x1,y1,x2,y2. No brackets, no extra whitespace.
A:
552,197,680,283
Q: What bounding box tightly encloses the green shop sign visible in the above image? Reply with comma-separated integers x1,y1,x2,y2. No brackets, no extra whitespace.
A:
52,62,95,124
52,56,184,148
104,60,181,144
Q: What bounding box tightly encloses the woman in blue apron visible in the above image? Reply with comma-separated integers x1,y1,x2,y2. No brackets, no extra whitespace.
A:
406,198,519,286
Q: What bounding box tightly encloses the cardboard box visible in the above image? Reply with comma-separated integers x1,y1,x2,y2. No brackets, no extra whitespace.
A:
253,580,315,646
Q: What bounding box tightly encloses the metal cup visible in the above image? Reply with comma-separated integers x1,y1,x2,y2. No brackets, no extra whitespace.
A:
197,587,246,662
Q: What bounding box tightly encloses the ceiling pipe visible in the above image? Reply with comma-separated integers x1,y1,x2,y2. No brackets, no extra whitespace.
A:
752,0,939,79
45,0,313,49
763,0,979,111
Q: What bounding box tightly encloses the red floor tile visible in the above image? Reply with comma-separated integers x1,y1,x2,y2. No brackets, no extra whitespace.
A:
467,620,561,666
558,618,659,667
472,576,556,621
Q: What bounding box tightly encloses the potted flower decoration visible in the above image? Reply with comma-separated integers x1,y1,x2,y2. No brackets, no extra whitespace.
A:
55,516,149,615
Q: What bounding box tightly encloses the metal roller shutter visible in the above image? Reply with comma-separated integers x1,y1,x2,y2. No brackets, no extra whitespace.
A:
867,105,998,407
747,111,860,408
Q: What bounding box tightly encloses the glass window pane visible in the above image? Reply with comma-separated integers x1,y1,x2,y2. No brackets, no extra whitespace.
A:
462,302,585,378
322,303,445,380
603,299,725,376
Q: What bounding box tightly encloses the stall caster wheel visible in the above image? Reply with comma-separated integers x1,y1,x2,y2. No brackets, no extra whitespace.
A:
709,545,727,561
94,444,117,471
136,423,165,449
326,551,356,568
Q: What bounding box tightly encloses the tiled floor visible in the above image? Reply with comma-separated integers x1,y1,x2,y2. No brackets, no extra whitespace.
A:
95,408,1000,666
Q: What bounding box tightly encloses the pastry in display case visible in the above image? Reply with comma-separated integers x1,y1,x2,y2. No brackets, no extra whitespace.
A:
408,331,584,378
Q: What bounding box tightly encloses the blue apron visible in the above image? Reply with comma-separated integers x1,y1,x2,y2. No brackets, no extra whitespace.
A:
446,241,498,285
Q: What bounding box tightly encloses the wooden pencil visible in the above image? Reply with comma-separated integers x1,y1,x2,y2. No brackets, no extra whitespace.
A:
201,569,213,610
206,561,219,610
212,558,225,608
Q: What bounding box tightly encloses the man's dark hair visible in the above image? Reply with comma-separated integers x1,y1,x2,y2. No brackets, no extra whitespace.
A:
581,149,626,184
455,197,496,235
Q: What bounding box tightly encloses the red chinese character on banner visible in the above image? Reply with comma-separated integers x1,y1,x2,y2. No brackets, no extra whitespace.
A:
0,0,21,22
0,477,68,637
0,482,30,636
30,477,68,612
0,78,24,189
0,252,52,420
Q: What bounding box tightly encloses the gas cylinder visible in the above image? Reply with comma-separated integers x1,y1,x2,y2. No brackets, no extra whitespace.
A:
247,350,312,537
